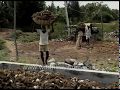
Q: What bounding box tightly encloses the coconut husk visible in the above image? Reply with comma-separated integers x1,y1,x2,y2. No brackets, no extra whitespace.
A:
0,69,118,89
32,10,56,26
77,22,85,28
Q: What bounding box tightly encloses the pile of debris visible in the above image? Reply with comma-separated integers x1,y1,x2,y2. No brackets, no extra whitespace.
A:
48,58,95,70
104,31,119,41
0,69,118,89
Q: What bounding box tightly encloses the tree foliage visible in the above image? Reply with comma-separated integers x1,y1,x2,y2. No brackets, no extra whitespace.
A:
0,1,45,30
80,2,119,23
0,1,119,31
66,2,119,23
16,1,45,29
47,1,56,14
0,1,13,27
67,1,81,24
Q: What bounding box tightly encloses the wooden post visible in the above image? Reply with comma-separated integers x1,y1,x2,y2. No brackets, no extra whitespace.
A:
100,1,104,40
14,1,19,61
64,1,70,36
101,12,103,40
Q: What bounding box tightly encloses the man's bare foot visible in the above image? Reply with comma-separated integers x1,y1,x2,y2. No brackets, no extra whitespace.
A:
42,63,45,65
76,46,81,49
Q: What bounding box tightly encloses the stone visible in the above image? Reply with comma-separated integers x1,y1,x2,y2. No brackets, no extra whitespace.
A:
92,65,96,70
78,80,84,83
78,62,84,66
92,86,96,89
95,87,101,89
56,62,72,67
36,78,40,82
73,62,84,69
48,58,56,63
73,61,79,66
64,59,77,65
108,58,111,61
33,85,39,89
10,79,13,83
49,62,56,66
82,66,88,70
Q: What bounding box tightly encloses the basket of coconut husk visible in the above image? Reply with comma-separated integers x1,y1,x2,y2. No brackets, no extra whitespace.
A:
32,10,57,26
77,22,86,28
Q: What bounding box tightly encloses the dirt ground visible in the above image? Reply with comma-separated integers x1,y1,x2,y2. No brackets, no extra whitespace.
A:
0,31,118,71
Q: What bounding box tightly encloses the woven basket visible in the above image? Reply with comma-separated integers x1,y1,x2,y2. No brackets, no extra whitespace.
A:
32,10,56,26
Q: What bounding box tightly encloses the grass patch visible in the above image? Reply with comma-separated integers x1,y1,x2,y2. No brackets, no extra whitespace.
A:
17,32,39,43
0,49,9,61
0,39,6,50
10,30,39,43
95,59,118,72
0,39,10,61
93,21,119,33
108,66,118,72
18,56,38,64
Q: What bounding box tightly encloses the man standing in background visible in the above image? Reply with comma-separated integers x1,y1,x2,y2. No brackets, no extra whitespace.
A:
85,24,91,46
76,22,85,49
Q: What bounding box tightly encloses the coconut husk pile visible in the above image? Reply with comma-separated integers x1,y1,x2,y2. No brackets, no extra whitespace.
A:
32,10,56,26
0,69,118,89
77,22,85,28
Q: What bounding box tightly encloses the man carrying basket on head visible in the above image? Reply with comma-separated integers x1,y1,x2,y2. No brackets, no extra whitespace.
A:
32,10,56,65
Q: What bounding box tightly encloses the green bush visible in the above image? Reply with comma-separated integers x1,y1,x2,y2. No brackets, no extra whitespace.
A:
50,22,67,39
0,39,6,50
92,21,119,41
10,30,23,39
94,21,119,33
96,28,103,41
17,32,39,43
0,39,8,61
0,49,9,61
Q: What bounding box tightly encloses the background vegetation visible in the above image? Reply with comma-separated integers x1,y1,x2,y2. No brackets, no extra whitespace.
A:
0,1,118,71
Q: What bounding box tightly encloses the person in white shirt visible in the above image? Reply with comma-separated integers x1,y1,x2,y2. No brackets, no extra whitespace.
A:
37,24,54,65
85,24,91,45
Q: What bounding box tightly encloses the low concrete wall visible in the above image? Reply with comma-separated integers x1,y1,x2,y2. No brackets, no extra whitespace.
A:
0,61,118,85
